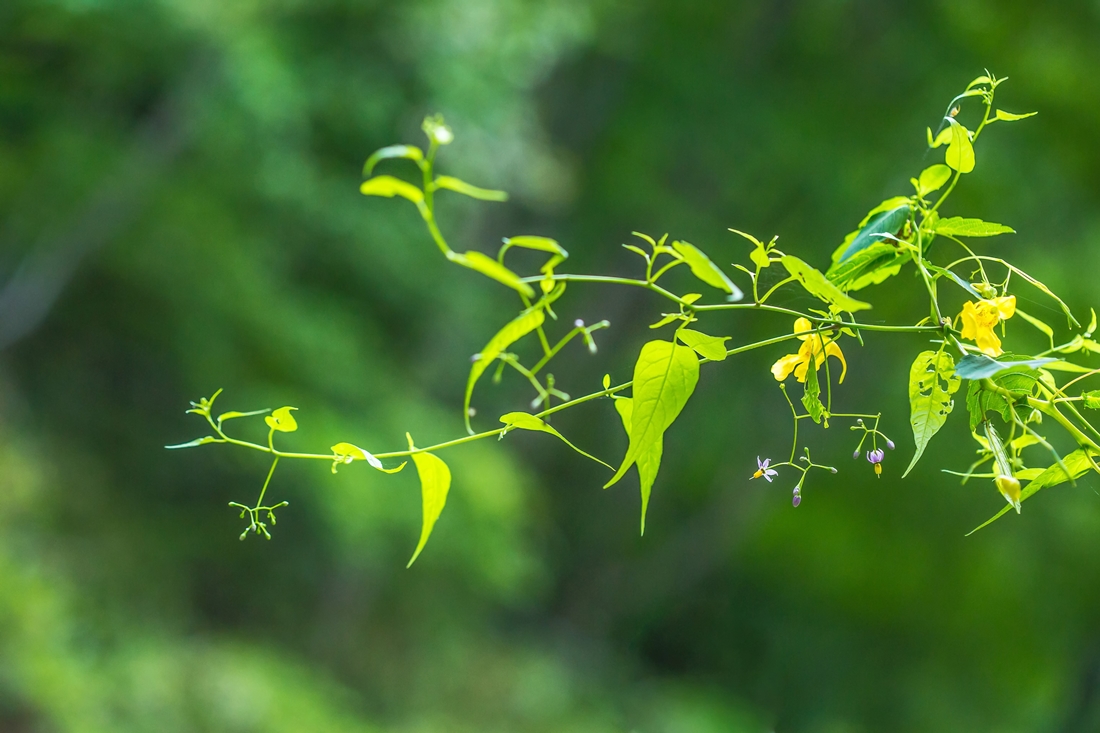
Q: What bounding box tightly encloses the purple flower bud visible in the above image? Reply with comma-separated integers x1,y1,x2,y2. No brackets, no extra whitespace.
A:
792,492,801,508
853,450,861,460
886,439,896,450
574,319,585,328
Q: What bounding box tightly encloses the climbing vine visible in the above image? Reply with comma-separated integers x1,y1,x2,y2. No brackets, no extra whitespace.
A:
170,73,1100,562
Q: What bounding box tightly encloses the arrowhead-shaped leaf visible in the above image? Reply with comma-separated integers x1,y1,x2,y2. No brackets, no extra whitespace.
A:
614,397,663,535
605,340,699,492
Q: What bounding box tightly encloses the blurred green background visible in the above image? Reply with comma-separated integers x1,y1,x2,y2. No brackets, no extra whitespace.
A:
2,1,1100,731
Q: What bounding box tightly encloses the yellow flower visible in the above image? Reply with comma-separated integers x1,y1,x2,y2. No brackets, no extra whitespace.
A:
959,296,1016,356
771,318,847,383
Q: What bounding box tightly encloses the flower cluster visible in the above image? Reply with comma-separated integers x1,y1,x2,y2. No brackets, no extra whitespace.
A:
770,318,847,384
958,295,1016,356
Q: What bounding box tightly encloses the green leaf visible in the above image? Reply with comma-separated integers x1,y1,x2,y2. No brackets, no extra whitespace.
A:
265,406,298,433
801,363,825,424
833,202,910,263
331,442,406,474
501,235,567,258
499,236,569,280
903,350,961,477
449,250,534,298
994,109,1037,122
405,433,452,567
826,242,908,292
165,436,216,450
955,354,1056,380
360,175,424,204
934,217,1014,237
500,412,612,469
944,119,975,173
671,241,743,301
605,340,699,491
916,164,952,197
464,307,547,433
614,397,663,536
928,126,952,148
926,265,981,298
1015,308,1054,349
781,255,872,312
363,145,423,176
216,408,271,424
965,358,1042,429
431,175,508,201
675,328,730,361
969,449,1097,534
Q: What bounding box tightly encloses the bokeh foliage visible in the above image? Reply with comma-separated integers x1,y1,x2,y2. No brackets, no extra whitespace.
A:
2,0,1100,731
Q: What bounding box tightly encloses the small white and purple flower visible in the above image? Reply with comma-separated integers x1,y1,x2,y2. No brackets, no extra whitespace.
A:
752,456,779,482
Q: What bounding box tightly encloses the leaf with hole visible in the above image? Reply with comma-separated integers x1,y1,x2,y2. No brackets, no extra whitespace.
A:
904,350,961,477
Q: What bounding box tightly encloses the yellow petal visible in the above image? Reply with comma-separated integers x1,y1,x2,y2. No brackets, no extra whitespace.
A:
994,295,1016,321
826,341,848,383
794,317,814,340
959,301,980,341
771,353,803,381
793,358,810,383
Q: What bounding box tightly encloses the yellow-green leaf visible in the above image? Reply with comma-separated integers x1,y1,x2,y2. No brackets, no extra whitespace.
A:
360,175,424,204
934,217,1014,237
1015,308,1054,350
994,109,1036,122
432,175,508,201
944,119,975,174
675,328,730,361
614,397,663,535
781,255,872,313
330,442,406,474
464,307,547,433
904,351,960,477
927,126,952,148
499,412,612,469
406,433,452,567
969,449,1098,534
606,340,699,490
216,408,270,425
917,164,952,197
671,241,743,301
265,406,298,433
363,145,423,176
449,250,534,298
